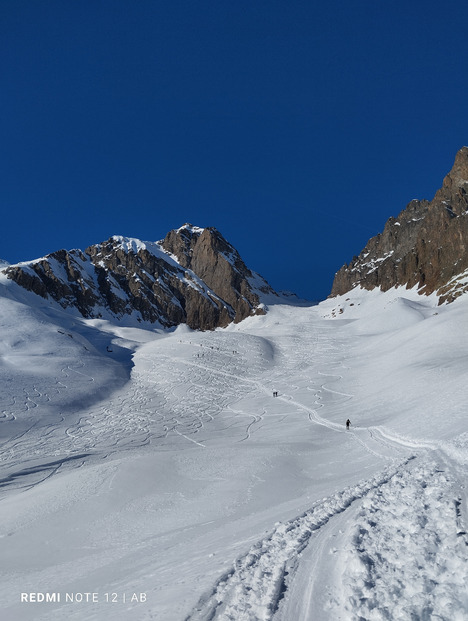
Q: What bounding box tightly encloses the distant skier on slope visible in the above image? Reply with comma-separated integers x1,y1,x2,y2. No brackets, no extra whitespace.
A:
346,419,351,430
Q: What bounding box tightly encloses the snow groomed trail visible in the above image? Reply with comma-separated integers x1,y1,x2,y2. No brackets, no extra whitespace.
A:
0,289,467,620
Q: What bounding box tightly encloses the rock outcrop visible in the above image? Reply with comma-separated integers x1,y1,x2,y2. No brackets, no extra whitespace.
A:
161,225,273,322
331,147,468,303
3,225,277,330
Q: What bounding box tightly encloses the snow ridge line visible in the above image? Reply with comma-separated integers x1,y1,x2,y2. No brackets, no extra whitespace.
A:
186,459,411,621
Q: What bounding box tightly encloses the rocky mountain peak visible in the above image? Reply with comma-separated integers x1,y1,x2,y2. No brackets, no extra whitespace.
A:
159,223,205,267
3,225,277,330
160,223,243,268
161,224,276,318
331,147,468,303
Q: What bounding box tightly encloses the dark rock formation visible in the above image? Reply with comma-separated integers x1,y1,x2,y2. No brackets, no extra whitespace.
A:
331,147,468,303
3,225,277,330
161,225,273,323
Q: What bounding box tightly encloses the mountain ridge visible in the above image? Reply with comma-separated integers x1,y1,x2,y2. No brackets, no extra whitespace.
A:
331,146,468,303
2,224,278,330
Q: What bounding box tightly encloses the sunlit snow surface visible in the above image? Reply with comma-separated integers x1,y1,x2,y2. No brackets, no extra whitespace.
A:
0,280,467,621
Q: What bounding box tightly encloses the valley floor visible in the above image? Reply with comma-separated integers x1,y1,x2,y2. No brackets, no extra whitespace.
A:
0,289,467,620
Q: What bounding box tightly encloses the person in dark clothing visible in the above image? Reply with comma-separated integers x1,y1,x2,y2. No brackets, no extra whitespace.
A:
346,419,351,430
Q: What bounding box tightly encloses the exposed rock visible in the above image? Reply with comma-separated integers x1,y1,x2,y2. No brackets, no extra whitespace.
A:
161,225,275,323
3,225,277,330
331,147,468,303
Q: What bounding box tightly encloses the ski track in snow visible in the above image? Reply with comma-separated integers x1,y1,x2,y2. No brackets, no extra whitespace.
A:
186,462,408,621
187,447,468,621
1,299,468,620
163,331,468,621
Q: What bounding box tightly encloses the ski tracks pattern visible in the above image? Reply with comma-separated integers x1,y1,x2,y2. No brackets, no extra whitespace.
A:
188,454,468,621
186,462,408,621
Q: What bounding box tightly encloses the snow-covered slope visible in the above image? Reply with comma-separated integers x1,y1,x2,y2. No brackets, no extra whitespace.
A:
0,285,467,620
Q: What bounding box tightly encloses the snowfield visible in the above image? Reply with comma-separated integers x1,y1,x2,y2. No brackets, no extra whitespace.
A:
0,277,467,621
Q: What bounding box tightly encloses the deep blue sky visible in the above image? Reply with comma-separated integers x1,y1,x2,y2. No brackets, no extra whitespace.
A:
1,1,468,300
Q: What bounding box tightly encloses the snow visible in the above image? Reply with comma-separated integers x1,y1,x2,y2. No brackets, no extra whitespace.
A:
110,235,168,259
341,458,468,620
176,224,205,236
0,283,467,620
352,251,395,275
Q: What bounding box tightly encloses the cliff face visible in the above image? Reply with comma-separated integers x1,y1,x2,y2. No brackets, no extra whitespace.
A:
331,147,468,303
3,225,277,330
161,225,273,323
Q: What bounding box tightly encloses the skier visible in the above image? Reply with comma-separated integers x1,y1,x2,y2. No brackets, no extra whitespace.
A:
346,419,351,430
